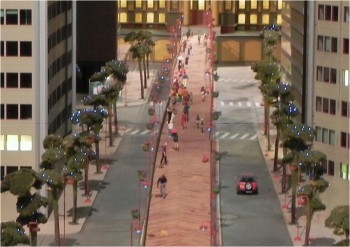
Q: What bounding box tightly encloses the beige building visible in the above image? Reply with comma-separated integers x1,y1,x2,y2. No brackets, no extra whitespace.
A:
1,0,76,221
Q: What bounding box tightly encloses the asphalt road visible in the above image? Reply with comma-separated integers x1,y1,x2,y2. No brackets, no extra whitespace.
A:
216,66,293,246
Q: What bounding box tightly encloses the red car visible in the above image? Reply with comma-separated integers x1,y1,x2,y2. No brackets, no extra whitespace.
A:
236,173,258,194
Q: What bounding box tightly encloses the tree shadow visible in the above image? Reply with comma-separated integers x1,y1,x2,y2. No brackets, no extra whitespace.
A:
45,237,80,246
308,237,337,246
77,179,110,191
66,206,98,220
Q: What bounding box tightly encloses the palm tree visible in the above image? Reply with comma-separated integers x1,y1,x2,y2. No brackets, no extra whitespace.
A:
298,150,329,246
129,42,145,99
270,83,299,172
281,124,315,224
1,221,30,246
325,205,349,245
39,134,66,246
1,169,48,246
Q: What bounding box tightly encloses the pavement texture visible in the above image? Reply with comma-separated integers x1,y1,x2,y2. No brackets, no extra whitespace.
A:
35,32,342,246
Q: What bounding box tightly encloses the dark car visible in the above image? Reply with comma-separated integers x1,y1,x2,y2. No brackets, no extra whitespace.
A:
235,173,258,194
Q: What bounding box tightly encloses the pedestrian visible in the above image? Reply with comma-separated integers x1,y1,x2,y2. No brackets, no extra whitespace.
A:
172,132,179,150
185,56,189,66
180,113,186,129
183,103,190,122
198,35,201,45
157,174,167,199
167,107,172,124
200,118,204,133
196,114,200,129
160,142,168,165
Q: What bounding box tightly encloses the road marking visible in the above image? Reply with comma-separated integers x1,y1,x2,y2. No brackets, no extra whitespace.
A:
247,102,251,107
124,128,132,134
250,134,258,140
229,102,234,106
140,130,151,135
130,129,140,135
215,131,221,137
220,101,225,106
255,102,260,107
220,132,230,139
238,102,242,107
240,133,249,139
229,133,239,139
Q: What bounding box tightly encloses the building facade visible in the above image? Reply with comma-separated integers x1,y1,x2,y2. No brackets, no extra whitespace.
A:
1,0,76,221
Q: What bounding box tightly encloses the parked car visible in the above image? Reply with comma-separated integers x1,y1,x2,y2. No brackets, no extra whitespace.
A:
236,173,258,194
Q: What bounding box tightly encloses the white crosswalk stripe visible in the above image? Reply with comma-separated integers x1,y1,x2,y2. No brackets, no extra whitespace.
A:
219,132,230,139
250,134,258,140
130,129,140,135
229,133,239,139
219,101,261,107
238,102,242,107
229,102,233,106
140,130,151,135
220,101,225,106
255,102,260,107
240,133,250,139
124,128,132,134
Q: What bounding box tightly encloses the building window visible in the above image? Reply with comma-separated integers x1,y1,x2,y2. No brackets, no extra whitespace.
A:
0,135,4,150
342,69,349,86
238,14,245,24
329,130,336,146
322,128,329,143
277,14,282,25
20,9,31,25
317,36,323,50
158,13,165,23
119,0,127,8
343,38,349,54
225,0,232,10
250,14,257,24
316,66,322,81
7,135,19,151
341,101,349,117
20,41,32,56
119,12,127,23
1,104,4,119
1,9,4,24
325,5,332,20
322,98,329,113
239,0,245,9
323,67,330,82
6,9,18,25
315,126,322,142
318,4,324,20
6,41,18,56
6,73,18,88
330,99,336,115
262,0,269,9
20,73,32,88
20,135,32,151
147,0,153,8
262,14,269,24
146,13,154,23
135,0,142,8
340,132,349,148
328,160,335,176
6,104,18,119
135,13,142,23
1,41,4,56
330,68,337,84
325,36,331,52
316,96,322,112
331,37,338,52
277,0,282,10
340,163,350,180
198,0,205,10
20,104,32,119
345,6,349,22
332,6,338,21
159,0,165,8
250,0,257,9
1,73,3,88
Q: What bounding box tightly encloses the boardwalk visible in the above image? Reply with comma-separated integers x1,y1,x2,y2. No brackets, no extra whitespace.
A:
145,33,214,246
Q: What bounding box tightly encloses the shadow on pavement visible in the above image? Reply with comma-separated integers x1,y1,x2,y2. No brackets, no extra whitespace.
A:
66,206,99,220
309,237,336,246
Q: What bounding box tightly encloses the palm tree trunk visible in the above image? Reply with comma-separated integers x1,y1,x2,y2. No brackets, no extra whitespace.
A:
273,129,280,172
291,166,298,224
304,198,312,246
52,187,61,246
95,140,101,173
146,54,150,79
143,57,147,89
138,59,144,99
30,231,37,246
113,101,118,135
72,180,78,224
281,163,287,193
84,159,89,196
108,105,113,146
264,98,268,135
267,105,271,151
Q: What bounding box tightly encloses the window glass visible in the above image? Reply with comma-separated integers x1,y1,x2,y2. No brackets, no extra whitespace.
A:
277,0,282,10
316,97,322,112
330,99,336,115
1,41,4,56
330,68,337,84
250,14,257,24
120,0,127,8
322,98,329,113
20,104,32,119
262,14,269,24
1,104,3,119
20,135,32,151
119,12,127,23
316,66,323,81
20,9,31,25
0,135,4,150
238,14,245,24
7,166,18,174
6,73,18,88
6,9,18,25
20,73,32,88
6,135,19,151
316,126,322,141
325,36,331,52
332,6,338,21
317,36,323,51
322,128,329,143
344,6,349,22
331,37,337,52
135,13,142,23
1,73,3,88
239,0,245,9
147,0,153,8
20,41,32,56
343,38,349,54
6,41,18,56
343,69,349,86
158,13,165,23
340,132,347,147
340,163,349,180
0,9,4,24
6,104,18,119
262,0,269,9
325,5,331,20
318,4,324,20
341,101,348,117
329,130,335,145
159,0,165,8
198,0,205,10
323,67,330,82
147,12,154,23
328,161,334,176
277,14,282,25
135,0,142,8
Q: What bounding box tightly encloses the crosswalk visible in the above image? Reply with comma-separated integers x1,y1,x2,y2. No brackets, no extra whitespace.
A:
219,101,262,107
121,127,258,141
218,78,260,83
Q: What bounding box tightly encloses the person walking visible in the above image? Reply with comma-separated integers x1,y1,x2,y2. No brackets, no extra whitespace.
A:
180,113,186,129
198,35,201,45
157,174,167,199
167,107,172,124
200,118,205,133
196,114,200,129
160,142,168,165
172,132,179,150
183,103,190,122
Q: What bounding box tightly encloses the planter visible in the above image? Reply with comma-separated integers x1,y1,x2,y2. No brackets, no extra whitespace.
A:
148,108,155,116
212,111,221,120
131,209,140,219
212,186,221,194
290,165,298,171
212,91,219,98
215,153,222,161
213,74,219,82
142,142,151,152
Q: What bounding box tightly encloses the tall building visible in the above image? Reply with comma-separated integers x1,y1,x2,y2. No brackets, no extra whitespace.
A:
1,0,76,221
281,1,349,210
